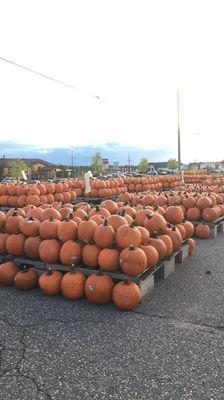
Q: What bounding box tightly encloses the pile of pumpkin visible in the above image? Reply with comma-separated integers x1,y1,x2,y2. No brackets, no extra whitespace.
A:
0,181,77,207
0,262,141,310
0,198,196,309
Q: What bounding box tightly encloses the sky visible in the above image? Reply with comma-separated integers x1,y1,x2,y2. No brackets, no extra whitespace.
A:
0,0,224,164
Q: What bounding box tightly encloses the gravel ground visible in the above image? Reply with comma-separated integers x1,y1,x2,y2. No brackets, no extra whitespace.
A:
0,234,224,399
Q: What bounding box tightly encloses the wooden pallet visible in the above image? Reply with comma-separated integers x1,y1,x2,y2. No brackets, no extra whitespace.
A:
0,242,189,299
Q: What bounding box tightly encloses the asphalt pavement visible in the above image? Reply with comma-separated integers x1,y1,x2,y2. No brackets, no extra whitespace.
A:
0,235,224,400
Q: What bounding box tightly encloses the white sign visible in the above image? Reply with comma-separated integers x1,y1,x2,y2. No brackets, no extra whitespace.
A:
84,171,92,194
21,170,27,180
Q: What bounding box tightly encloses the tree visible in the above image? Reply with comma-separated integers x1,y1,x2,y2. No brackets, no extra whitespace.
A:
138,158,148,174
167,158,178,172
91,152,105,175
11,159,27,181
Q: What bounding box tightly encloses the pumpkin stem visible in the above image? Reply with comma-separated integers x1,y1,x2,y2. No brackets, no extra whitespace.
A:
46,267,53,275
49,216,55,221
12,210,18,216
95,205,100,212
129,245,135,250
129,221,136,228
152,231,158,239
84,216,89,221
28,216,34,221
67,213,73,220
103,219,108,226
21,265,29,273
73,205,77,211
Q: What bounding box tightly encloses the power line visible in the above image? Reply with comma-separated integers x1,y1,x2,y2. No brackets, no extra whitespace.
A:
0,56,101,99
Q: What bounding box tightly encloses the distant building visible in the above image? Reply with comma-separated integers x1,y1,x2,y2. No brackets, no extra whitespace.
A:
188,161,224,170
0,157,72,180
102,158,109,169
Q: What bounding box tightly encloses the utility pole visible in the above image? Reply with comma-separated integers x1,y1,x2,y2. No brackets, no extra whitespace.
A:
128,154,131,173
71,151,74,176
177,89,181,171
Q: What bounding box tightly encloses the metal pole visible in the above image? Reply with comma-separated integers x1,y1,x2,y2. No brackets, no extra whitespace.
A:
177,89,181,171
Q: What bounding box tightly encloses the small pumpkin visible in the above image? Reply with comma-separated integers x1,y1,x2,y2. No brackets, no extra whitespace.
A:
112,281,141,310
5,211,24,234
0,261,19,285
140,244,159,268
148,234,167,262
165,205,184,225
18,216,40,237
39,216,61,239
61,269,86,300
24,235,42,259
39,238,61,263
195,223,211,239
60,240,83,266
144,213,167,234
39,268,62,295
77,217,97,243
14,266,38,290
57,218,77,242
107,214,128,232
93,219,115,248
82,242,101,267
6,233,26,256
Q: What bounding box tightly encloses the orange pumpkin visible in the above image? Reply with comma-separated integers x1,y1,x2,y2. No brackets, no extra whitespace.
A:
60,240,83,266
0,232,9,254
165,205,184,225
24,235,42,259
57,218,77,242
140,244,159,268
93,220,115,248
195,223,211,239
85,272,114,304
112,281,141,310
82,243,101,267
98,247,120,271
39,239,61,263
6,233,26,256
120,245,147,276
39,268,62,295
0,261,19,285
77,218,97,243
61,270,86,299
188,238,196,253
14,266,38,290
115,223,141,249
18,217,40,237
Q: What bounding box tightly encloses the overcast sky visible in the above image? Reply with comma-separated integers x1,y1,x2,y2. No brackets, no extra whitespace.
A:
0,0,224,162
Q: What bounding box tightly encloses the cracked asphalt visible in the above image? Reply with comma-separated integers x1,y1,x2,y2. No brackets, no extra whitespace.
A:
1,235,224,399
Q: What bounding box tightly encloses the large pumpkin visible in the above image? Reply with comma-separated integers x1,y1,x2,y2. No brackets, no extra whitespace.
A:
85,272,114,304
93,219,115,248
107,214,127,232
61,270,86,300
57,218,77,242
18,217,40,237
195,223,211,239
6,233,26,256
24,235,42,259
82,243,101,267
39,217,61,239
60,240,83,266
120,245,147,276
112,281,141,310
165,205,184,225
77,218,97,243
98,247,120,271
5,211,24,234
144,213,167,234
0,261,19,285
140,244,159,268
14,266,38,290
39,268,62,295
115,223,141,249
39,238,61,263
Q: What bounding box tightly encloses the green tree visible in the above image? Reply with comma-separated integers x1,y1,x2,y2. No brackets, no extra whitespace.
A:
138,157,148,174
91,152,105,175
11,159,27,181
167,158,178,172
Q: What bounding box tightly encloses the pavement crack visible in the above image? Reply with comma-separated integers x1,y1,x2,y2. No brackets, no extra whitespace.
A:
133,310,224,334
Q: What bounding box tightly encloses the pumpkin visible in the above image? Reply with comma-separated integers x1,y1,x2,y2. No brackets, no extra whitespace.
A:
6,233,26,256
137,226,150,244
140,244,159,268
39,238,61,263
60,240,83,266
82,242,101,267
14,266,38,290
165,226,182,251
186,207,201,221
112,281,141,310
18,216,40,237
77,218,97,243
115,223,141,249
0,232,9,254
148,234,167,262
107,214,127,232
196,196,212,210
181,221,194,238
0,261,19,285
5,211,24,234
90,214,105,226
27,207,43,220
188,238,196,254
41,207,62,221
195,223,211,239
61,270,86,300
120,245,147,276
57,218,77,242
59,207,73,221
202,207,218,222
6,207,26,218
182,196,196,209
0,211,6,228
71,206,87,220
85,272,114,304
100,200,118,214
175,224,186,240
98,247,120,271
93,219,115,248
135,209,151,226
89,205,111,219
165,205,184,224
24,235,42,259
144,213,167,234
158,233,173,257
39,268,62,295
39,217,61,239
